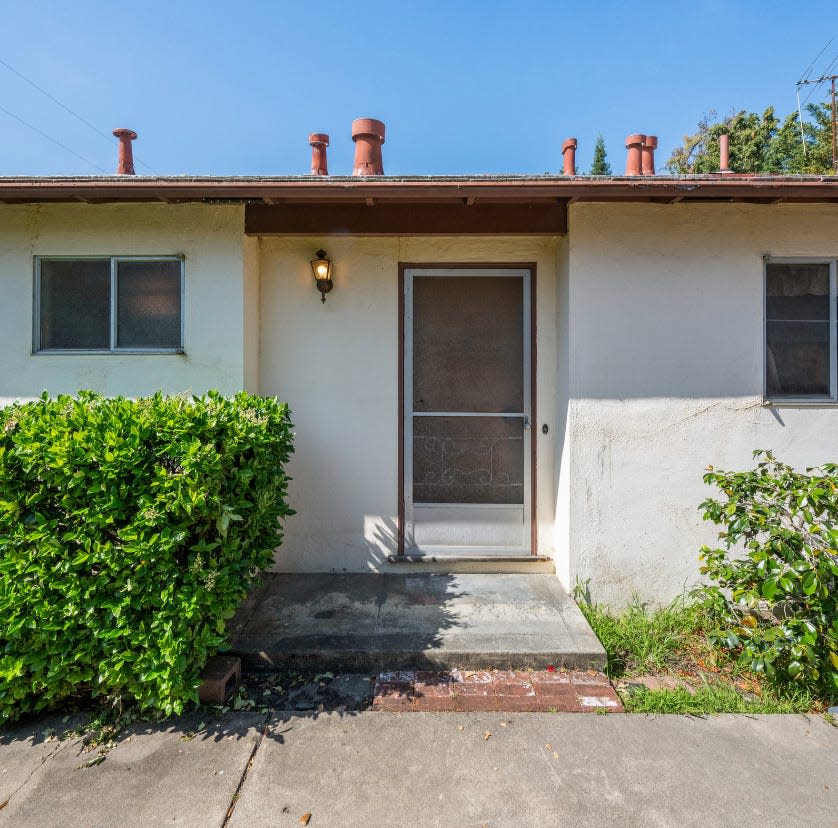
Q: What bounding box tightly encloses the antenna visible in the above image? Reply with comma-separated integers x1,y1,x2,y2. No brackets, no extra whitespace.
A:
797,42,838,172
796,39,838,171
796,72,838,172
798,37,833,85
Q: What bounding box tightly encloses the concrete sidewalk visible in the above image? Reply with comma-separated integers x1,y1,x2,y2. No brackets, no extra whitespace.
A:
2,711,836,827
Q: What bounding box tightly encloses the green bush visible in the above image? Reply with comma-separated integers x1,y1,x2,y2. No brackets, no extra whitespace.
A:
699,450,838,695
0,391,294,723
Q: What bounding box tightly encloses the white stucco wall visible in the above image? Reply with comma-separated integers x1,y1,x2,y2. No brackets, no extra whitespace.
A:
259,236,559,572
565,203,838,606
5,199,836,602
243,235,261,393
0,203,247,402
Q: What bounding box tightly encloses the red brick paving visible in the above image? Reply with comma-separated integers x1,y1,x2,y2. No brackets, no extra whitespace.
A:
372,669,623,713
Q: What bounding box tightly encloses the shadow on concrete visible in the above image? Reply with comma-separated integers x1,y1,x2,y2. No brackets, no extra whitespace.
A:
227,515,474,674
228,518,605,673
0,703,359,762
227,570,466,673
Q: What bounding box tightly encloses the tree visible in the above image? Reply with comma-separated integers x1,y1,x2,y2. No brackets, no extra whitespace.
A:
666,102,834,174
589,134,612,175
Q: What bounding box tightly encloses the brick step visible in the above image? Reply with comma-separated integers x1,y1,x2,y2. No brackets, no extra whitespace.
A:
373,669,623,713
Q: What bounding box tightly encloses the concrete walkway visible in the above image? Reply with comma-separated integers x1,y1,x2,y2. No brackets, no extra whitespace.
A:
3,711,836,827
229,573,605,671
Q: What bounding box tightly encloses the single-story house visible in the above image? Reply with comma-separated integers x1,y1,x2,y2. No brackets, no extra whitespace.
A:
2,121,837,606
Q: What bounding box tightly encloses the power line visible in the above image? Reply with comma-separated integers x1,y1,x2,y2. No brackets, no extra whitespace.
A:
796,40,838,171
0,56,156,173
798,37,833,84
0,102,107,173
0,56,114,143
801,57,838,105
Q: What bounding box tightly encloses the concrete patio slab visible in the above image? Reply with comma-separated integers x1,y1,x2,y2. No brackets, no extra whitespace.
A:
228,573,605,671
2,712,265,828
228,712,838,828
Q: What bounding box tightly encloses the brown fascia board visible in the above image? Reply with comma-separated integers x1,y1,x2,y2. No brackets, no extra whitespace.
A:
1,175,838,204
245,202,568,235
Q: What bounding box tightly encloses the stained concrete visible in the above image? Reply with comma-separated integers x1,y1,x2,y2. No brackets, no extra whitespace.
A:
228,712,838,828
228,573,605,671
0,714,86,807
2,712,265,828
3,711,837,826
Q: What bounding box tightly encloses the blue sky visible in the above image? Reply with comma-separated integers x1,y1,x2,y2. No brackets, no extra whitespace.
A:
1,1,836,176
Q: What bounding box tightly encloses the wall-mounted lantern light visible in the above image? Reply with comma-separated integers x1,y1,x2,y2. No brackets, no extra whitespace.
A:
310,249,333,303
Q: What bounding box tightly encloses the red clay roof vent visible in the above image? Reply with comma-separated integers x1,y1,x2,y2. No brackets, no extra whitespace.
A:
112,128,137,175
625,134,645,176
641,135,658,175
719,133,733,173
562,138,577,176
351,118,385,176
309,133,329,176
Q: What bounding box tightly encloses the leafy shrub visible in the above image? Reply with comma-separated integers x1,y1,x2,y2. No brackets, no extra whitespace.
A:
699,450,838,694
0,391,294,722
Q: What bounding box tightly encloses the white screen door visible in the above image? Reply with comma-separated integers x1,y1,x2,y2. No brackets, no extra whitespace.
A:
404,268,532,556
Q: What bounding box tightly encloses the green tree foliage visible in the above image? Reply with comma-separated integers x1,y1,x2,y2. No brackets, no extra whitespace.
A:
698,451,838,695
0,391,294,722
589,134,612,175
667,103,835,174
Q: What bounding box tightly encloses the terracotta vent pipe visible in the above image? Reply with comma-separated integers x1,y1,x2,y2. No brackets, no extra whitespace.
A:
351,118,385,176
640,135,658,176
625,134,645,176
719,133,732,173
562,138,577,176
309,133,329,176
112,128,137,175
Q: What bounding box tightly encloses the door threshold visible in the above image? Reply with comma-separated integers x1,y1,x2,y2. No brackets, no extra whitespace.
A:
389,554,551,563
385,554,555,575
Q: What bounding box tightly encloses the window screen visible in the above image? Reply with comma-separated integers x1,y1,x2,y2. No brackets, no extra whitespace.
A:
116,261,181,349
411,274,526,504
39,259,110,350
36,257,182,352
765,262,831,398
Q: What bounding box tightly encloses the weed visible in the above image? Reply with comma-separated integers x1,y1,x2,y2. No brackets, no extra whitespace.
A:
622,682,812,714
574,582,828,714
574,586,712,678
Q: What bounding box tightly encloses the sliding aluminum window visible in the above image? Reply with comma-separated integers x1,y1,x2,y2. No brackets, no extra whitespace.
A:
764,257,837,402
33,256,184,354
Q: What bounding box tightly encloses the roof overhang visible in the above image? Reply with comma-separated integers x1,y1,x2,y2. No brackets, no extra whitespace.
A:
2,174,838,236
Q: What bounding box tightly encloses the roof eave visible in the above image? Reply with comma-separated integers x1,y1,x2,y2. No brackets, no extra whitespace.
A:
1,175,838,205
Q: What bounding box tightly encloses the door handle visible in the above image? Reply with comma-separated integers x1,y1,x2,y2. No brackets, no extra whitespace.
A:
523,416,530,429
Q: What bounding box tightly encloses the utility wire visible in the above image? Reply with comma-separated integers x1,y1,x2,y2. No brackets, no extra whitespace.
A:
801,52,838,105
798,37,833,84
0,57,114,143
0,56,156,173
0,102,107,173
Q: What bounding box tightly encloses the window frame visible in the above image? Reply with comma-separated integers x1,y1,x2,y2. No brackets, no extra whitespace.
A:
763,255,838,404
33,255,185,355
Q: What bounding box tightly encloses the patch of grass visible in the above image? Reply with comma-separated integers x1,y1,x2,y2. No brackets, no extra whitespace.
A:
623,682,813,715
574,583,828,714
575,590,711,678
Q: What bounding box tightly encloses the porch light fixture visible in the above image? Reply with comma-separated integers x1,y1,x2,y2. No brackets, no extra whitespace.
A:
310,249,333,303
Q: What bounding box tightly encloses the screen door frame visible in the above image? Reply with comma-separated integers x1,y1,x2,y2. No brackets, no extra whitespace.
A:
398,263,537,557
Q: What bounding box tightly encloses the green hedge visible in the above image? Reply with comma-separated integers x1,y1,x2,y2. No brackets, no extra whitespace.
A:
0,391,294,722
